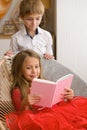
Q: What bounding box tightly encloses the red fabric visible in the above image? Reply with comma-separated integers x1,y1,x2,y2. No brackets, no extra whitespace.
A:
6,88,87,130
11,88,22,111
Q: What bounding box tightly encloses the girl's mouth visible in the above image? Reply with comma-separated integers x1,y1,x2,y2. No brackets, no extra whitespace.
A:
30,75,37,78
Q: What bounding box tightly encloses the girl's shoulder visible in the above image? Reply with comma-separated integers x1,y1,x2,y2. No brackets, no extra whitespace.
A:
12,87,21,96
11,87,22,111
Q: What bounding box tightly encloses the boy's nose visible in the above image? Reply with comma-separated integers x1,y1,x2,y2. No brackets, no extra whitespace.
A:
32,19,37,25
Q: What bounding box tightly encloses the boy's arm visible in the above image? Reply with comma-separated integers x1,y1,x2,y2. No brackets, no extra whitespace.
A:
46,32,53,55
4,36,19,56
10,37,19,53
43,53,54,59
43,32,54,59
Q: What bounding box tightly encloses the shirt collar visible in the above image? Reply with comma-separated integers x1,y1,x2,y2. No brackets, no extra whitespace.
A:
21,26,42,38
37,27,43,34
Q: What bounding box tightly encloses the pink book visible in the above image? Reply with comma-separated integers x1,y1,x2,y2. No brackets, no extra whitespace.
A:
31,74,74,108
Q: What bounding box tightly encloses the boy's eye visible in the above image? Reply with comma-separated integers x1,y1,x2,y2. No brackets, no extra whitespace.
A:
25,17,42,21
26,18,33,21
36,18,41,20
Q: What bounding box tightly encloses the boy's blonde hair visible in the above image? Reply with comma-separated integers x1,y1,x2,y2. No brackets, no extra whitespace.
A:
20,0,45,18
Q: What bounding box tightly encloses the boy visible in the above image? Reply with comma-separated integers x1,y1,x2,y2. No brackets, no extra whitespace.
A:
5,0,54,59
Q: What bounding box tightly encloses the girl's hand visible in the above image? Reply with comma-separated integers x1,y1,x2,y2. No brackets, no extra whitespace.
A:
43,53,54,60
63,88,74,100
28,94,41,105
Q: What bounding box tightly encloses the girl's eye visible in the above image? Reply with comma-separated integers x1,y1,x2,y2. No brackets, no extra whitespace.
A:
26,67,31,69
35,66,40,68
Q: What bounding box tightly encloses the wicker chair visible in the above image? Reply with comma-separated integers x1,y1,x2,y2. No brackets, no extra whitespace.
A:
0,58,15,129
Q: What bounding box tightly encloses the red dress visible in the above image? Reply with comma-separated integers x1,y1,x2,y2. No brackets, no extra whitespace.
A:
6,88,87,130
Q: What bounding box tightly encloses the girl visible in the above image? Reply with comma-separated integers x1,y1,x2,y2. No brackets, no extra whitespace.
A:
5,0,54,60
5,49,87,130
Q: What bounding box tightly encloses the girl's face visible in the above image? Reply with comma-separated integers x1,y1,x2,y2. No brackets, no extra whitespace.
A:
23,13,42,32
22,56,40,82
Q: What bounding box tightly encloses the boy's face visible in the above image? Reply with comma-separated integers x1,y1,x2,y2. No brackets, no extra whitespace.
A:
22,14,43,32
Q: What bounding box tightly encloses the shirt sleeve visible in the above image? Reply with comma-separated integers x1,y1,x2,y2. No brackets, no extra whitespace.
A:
46,32,53,55
11,88,22,111
9,37,19,53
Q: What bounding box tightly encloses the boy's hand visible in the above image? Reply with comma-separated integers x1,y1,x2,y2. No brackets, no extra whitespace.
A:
43,53,54,60
63,88,74,100
4,50,13,56
28,94,41,105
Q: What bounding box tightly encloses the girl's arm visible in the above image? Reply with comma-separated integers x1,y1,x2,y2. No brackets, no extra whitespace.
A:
12,88,41,111
12,88,34,111
11,88,22,111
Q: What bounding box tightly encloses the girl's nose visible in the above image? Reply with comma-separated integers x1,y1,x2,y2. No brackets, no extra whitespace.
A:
32,67,36,73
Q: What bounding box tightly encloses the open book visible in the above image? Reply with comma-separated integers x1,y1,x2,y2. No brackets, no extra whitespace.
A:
31,74,74,108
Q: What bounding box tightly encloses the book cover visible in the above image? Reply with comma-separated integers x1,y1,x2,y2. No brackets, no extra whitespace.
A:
30,74,74,108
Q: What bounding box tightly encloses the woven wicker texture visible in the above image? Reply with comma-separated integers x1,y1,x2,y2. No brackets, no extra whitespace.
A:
0,59,15,122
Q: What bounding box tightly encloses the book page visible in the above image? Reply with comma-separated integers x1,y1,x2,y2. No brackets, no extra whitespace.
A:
33,78,56,84
56,74,73,83
51,74,74,106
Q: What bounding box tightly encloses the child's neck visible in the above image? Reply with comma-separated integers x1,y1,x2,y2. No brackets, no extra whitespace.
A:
29,31,36,37
27,28,38,38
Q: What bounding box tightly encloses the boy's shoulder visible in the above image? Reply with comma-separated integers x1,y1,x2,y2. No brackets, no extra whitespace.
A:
38,27,52,36
11,27,26,38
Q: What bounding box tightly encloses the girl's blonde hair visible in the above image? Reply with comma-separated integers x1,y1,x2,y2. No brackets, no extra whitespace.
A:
20,0,45,18
11,49,43,102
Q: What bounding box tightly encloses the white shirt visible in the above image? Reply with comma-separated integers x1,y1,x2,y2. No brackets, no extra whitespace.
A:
10,27,53,55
